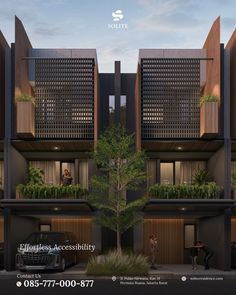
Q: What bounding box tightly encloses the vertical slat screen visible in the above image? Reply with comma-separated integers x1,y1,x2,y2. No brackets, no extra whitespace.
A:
143,219,184,264
141,58,200,139
35,58,94,139
0,161,4,188
232,219,236,241
0,217,4,242
51,218,92,262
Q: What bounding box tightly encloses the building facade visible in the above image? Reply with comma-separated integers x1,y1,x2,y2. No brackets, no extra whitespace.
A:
0,16,235,271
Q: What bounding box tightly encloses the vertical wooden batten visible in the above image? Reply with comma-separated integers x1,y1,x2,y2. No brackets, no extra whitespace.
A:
0,217,4,242
15,16,34,138
201,17,221,137
0,31,9,138
16,101,35,138
232,218,236,241
200,101,219,138
51,218,92,262
15,16,32,97
226,30,236,139
143,218,184,264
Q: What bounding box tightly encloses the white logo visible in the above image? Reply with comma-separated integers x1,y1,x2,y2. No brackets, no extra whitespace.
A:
112,10,123,22
112,276,117,281
181,276,187,282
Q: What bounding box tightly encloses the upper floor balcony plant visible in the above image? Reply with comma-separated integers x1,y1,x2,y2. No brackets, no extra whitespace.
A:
0,177,3,199
232,172,236,200
16,167,88,199
16,94,35,138
200,94,219,138
148,182,223,199
148,168,223,199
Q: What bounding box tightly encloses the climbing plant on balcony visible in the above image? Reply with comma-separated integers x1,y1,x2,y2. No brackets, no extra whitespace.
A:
199,94,219,107
16,94,35,105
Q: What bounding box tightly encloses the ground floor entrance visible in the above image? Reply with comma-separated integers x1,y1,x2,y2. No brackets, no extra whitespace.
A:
1,200,100,271
232,218,236,242
143,218,184,264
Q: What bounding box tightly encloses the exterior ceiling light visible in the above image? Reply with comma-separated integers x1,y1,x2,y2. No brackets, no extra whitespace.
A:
177,146,183,150
53,146,60,151
53,207,60,211
180,207,187,211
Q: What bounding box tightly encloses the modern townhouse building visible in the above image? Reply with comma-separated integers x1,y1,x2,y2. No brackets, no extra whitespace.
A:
2,16,101,271
133,17,233,270
226,27,236,265
0,16,235,272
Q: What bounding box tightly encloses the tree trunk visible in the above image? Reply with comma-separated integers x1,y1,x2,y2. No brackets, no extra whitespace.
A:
117,230,122,254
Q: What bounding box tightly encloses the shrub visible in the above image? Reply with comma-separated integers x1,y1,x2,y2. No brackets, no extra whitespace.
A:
193,168,210,185
149,183,223,199
86,251,149,276
27,167,44,185
16,184,88,199
232,172,236,189
16,94,35,105
199,95,219,107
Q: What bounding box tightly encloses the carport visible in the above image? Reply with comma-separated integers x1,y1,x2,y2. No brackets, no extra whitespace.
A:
1,199,101,271
133,199,233,271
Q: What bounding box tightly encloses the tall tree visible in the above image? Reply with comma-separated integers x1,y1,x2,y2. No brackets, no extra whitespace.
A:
89,126,146,253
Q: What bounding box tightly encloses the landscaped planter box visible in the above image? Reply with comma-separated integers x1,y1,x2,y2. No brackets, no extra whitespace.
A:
200,102,218,138
16,101,35,138
16,184,88,199
149,183,223,199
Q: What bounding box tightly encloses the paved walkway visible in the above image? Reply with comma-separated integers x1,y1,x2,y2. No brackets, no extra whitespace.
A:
1,264,236,279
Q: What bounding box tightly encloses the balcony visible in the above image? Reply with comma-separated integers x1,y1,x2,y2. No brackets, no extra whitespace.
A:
15,165,89,200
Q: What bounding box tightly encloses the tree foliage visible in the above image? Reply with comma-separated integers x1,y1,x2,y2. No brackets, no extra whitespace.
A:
89,126,146,252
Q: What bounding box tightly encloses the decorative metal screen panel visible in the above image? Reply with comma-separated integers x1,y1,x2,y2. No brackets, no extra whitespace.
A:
141,58,200,139
35,58,94,139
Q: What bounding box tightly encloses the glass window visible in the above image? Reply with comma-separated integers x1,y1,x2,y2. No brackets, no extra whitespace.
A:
109,95,115,126
120,95,126,127
160,162,174,185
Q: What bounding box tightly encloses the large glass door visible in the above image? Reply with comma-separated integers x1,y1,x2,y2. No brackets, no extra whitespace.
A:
160,162,174,185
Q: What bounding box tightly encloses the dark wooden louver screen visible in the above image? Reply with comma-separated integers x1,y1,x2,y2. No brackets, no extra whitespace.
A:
141,58,200,139
35,58,94,139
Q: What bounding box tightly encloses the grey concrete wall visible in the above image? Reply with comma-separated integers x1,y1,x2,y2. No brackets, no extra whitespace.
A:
4,211,39,270
6,145,28,198
207,146,225,188
198,212,231,270
121,73,136,133
99,73,114,132
92,222,102,253
133,222,143,253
